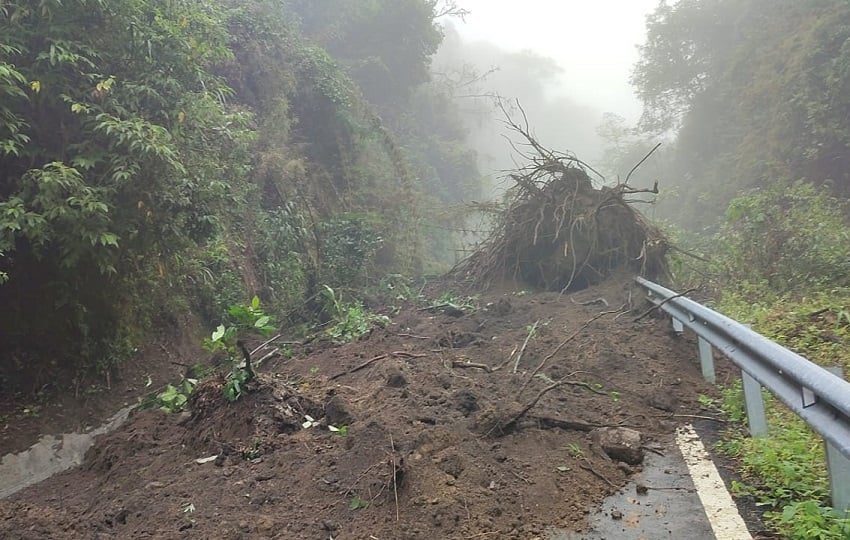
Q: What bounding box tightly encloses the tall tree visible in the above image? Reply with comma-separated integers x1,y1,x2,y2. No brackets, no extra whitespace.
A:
633,0,850,227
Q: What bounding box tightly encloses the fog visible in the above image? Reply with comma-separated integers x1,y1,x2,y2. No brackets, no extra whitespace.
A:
436,0,659,194
434,26,603,180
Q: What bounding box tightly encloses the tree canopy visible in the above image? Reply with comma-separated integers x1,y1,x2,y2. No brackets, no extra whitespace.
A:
0,0,481,376
632,0,850,226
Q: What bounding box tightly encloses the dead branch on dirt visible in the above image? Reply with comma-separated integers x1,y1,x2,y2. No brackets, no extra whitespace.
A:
632,288,696,322
451,104,668,292
513,320,539,373
654,413,726,423
330,352,428,380
256,348,280,366
520,306,626,393
329,354,388,380
390,433,400,522
487,376,609,436
580,459,617,488
392,351,429,359
451,360,495,372
343,463,379,496
250,334,282,356
570,296,609,307
397,333,431,340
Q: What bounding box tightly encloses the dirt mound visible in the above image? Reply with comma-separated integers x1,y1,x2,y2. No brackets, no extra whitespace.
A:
0,277,715,539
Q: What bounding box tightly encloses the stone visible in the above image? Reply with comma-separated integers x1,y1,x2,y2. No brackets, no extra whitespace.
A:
324,395,352,425
591,427,644,465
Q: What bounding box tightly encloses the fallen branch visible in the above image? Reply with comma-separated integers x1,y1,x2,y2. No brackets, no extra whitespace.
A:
513,320,539,373
329,354,388,381
397,333,431,340
570,296,609,307
654,413,726,423
329,351,426,381
580,459,617,488
390,434,400,522
521,307,625,392
492,379,568,435
451,360,494,372
633,288,696,322
251,334,282,356
392,351,428,359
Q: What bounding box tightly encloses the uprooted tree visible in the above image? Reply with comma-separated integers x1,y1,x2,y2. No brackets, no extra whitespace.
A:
454,107,668,292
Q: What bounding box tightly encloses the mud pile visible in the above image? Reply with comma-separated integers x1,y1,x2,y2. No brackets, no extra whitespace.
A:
0,277,716,539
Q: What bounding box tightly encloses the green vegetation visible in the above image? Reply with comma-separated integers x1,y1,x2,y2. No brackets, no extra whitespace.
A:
0,0,481,388
672,181,850,537
628,0,850,228
322,285,389,344
155,380,196,413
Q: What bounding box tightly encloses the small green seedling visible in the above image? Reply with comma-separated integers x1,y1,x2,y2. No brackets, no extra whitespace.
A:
566,443,584,459
349,496,369,510
329,424,348,436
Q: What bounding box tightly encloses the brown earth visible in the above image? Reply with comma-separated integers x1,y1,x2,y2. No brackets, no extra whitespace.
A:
0,276,719,539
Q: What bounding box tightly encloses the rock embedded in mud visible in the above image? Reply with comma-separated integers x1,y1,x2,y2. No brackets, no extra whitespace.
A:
386,369,408,388
592,427,644,465
450,389,479,416
647,389,677,412
324,395,352,426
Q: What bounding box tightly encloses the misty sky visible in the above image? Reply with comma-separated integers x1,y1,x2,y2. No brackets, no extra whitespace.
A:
454,0,660,122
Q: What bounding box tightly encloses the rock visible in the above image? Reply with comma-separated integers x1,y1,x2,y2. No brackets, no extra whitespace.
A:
450,389,479,416
324,396,352,425
636,483,649,495
611,509,623,520
648,389,677,412
592,427,644,465
386,370,408,388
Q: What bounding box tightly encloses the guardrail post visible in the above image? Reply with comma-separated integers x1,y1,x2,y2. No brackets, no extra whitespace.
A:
697,336,716,384
826,442,850,516
823,367,850,515
671,317,684,333
741,371,768,438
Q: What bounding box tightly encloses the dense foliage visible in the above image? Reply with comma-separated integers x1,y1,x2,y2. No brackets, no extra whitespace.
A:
633,4,850,534
631,0,850,227
0,0,481,384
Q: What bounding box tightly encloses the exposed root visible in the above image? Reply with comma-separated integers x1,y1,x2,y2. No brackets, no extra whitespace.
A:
451,105,667,292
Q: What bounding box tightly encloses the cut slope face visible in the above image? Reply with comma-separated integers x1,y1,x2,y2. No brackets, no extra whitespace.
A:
0,277,712,539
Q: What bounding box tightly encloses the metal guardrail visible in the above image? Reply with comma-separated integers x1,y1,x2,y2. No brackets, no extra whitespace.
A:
635,277,850,513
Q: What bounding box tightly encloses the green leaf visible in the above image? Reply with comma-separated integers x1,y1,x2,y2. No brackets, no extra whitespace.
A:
254,316,270,329
211,324,225,342
251,295,260,309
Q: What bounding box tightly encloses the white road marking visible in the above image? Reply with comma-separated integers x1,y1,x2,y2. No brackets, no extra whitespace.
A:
675,424,752,540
